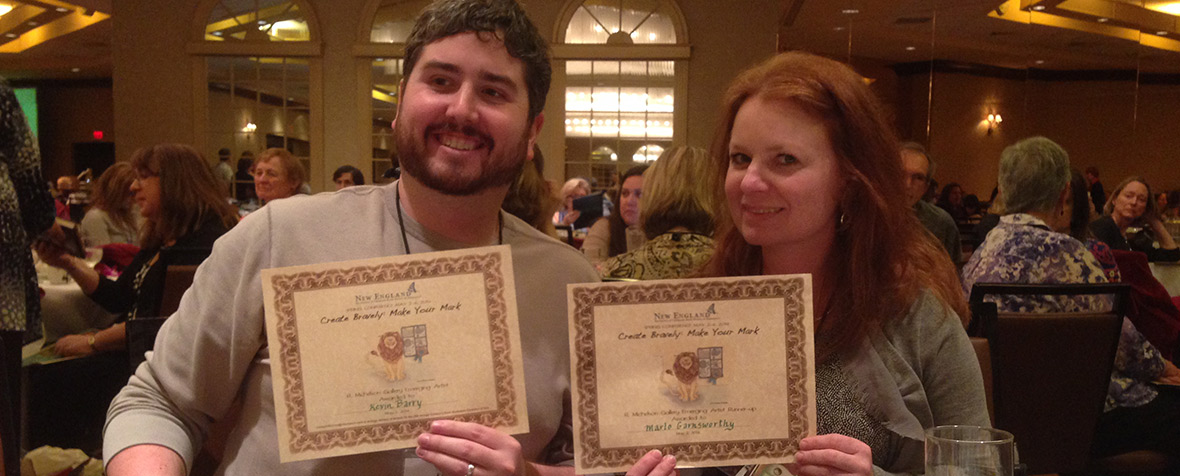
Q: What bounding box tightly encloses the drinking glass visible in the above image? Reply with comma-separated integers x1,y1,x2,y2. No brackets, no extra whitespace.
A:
926,425,1015,476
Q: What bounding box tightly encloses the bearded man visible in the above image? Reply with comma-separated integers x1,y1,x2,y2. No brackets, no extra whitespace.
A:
101,1,616,475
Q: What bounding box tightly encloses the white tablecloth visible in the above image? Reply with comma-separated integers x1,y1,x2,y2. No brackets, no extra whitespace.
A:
39,281,118,344
1149,262,1180,298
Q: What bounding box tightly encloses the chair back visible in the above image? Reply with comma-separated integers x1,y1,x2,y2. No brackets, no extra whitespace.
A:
127,260,203,371
968,337,993,425
967,282,1129,475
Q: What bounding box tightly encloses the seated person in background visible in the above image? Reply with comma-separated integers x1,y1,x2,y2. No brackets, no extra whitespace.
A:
552,177,589,227
705,51,986,475
33,144,238,357
1164,190,1180,219
233,154,255,203
936,182,969,223
502,147,559,237
900,142,962,266
962,193,982,221
600,146,714,280
79,162,142,247
1090,176,1180,262
961,138,1180,464
581,164,647,264
55,175,79,221
212,148,235,195
253,148,305,205
332,165,365,190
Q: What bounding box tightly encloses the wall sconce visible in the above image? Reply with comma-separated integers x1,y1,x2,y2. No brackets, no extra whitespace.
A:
242,122,257,137
986,113,1003,135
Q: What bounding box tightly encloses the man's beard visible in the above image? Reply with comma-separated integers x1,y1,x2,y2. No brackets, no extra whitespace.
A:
395,120,529,196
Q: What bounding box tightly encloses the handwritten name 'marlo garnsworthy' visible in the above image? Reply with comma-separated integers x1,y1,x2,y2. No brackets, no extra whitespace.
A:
617,326,760,341
319,302,462,324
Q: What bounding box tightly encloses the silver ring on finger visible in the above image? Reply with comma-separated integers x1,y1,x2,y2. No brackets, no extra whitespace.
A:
465,463,475,476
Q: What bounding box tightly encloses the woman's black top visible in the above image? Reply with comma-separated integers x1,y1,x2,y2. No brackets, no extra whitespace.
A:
88,218,229,321
1090,215,1180,262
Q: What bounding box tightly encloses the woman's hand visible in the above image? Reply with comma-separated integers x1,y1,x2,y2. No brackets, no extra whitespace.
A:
54,333,96,357
625,450,677,476
1147,216,1179,250
416,420,529,476
32,228,76,270
561,210,581,226
1157,361,1180,386
786,434,872,476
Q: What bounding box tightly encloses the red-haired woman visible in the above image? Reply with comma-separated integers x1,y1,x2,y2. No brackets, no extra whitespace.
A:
702,52,989,475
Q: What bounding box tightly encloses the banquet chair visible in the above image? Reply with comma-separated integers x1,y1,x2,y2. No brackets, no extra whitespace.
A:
126,264,198,371
967,282,1130,475
126,245,212,371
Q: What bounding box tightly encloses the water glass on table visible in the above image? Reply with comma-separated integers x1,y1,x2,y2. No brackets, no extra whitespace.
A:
926,425,1015,476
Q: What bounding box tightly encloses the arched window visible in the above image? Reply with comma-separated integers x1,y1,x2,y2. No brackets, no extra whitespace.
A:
357,0,428,183
555,0,688,189
192,0,321,198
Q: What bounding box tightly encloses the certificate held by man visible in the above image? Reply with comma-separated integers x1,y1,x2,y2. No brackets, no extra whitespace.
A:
261,245,528,462
568,275,816,473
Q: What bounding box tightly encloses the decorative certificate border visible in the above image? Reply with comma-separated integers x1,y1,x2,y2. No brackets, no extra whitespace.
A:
570,277,811,469
268,252,519,454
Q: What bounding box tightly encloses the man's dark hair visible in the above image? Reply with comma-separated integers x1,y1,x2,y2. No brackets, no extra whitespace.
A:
403,0,551,120
1085,166,1099,177
333,165,365,185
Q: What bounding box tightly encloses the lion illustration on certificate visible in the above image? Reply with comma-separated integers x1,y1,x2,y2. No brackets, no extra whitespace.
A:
369,324,429,382
659,347,724,403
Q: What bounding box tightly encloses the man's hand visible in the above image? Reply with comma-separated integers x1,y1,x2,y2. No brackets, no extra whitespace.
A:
625,449,677,476
785,434,872,476
416,420,529,476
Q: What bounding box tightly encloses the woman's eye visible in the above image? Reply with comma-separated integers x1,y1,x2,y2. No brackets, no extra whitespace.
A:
729,153,751,166
777,154,799,165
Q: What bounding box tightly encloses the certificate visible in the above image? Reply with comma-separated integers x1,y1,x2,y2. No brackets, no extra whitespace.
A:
261,245,528,462
568,275,816,473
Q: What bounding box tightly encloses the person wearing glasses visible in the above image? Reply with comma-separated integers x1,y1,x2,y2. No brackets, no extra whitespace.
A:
900,142,962,265
33,144,238,357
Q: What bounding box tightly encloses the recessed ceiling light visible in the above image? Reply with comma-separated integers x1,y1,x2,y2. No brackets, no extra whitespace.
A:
71,68,80,73
1035,60,1045,64
4,33,15,38
905,46,916,51
841,8,859,14
27,20,37,26
55,7,69,12
1158,31,1170,36
1032,5,1046,11
257,20,266,25
212,31,222,36
1097,17,1109,23
833,26,846,31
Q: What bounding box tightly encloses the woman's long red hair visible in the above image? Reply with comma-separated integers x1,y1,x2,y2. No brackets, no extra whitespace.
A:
702,52,967,360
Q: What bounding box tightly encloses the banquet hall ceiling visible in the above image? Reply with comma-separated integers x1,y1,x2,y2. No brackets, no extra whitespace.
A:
0,0,110,79
3,0,1180,80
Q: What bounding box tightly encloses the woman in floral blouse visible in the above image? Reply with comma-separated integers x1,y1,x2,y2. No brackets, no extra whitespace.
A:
961,136,1180,463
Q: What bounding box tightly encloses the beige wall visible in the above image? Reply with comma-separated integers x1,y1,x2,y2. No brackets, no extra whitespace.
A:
95,0,1180,197
900,69,1180,200
34,81,115,180
108,0,783,191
